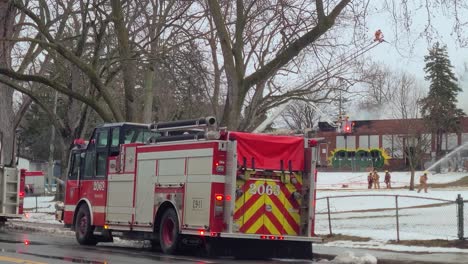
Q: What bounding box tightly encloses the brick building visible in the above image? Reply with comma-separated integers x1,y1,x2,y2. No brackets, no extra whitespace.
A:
315,117,468,171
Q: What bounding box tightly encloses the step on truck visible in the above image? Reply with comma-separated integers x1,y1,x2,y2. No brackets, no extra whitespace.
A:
57,117,320,258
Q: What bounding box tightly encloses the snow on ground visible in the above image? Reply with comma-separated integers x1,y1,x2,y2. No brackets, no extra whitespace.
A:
314,171,468,242
17,212,60,224
316,188,465,212
17,196,60,224
318,251,377,264
324,240,468,254
317,171,467,189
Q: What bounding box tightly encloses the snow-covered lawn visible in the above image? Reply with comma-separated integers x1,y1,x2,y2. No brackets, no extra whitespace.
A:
314,171,468,242
316,171,467,189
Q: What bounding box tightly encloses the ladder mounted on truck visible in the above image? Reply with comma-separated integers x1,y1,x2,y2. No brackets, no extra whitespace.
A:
253,30,387,133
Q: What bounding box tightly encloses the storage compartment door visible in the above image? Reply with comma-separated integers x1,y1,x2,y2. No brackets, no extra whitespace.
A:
135,160,156,225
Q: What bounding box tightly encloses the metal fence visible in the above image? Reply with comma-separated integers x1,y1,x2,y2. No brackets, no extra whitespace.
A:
24,194,55,213
315,194,461,241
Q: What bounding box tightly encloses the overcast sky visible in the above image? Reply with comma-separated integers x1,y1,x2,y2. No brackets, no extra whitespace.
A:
364,3,468,116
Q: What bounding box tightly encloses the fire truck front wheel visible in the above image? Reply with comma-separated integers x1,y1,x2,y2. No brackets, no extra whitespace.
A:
75,205,98,246
159,208,179,254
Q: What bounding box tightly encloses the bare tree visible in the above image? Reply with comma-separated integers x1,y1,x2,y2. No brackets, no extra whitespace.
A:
358,62,394,110
0,0,16,166
388,73,431,190
281,102,317,131
206,0,357,129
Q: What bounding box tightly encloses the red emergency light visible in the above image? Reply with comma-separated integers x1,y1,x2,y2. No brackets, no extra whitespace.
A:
308,139,318,147
73,138,86,145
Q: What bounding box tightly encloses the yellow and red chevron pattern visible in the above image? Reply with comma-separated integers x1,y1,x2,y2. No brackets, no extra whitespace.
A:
234,171,303,235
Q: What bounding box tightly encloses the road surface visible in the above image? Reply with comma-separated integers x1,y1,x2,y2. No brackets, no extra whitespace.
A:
0,229,316,264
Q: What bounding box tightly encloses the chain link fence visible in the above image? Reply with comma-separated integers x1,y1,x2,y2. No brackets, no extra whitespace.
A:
315,194,460,241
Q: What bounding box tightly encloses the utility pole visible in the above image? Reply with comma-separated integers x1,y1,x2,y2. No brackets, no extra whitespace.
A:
338,91,342,118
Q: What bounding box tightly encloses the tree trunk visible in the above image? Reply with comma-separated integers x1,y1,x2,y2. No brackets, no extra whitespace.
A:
221,79,242,129
409,169,415,191
142,66,154,123
435,130,443,173
0,1,16,166
55,136,73,201
111,0,137,121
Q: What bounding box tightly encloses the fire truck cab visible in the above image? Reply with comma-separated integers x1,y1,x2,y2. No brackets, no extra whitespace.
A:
60,117,320,258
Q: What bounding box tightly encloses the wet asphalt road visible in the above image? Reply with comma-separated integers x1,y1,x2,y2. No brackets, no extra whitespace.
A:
0,230,316,264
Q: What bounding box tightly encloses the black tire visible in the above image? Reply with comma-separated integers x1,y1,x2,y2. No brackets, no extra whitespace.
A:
159,208,179,254
75,205,98,246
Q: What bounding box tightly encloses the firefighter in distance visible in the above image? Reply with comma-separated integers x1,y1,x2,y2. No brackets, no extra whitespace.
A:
384,170,391,189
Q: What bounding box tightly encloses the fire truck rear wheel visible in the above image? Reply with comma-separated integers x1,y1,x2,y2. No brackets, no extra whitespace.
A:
159,208,179,254
75,205,98,246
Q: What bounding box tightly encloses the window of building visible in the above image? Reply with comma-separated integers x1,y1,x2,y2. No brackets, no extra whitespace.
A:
442,133,458,151
346,136,356,149
447,133,458,150
359,135,369,149
392,135,404,159
369,135,379,148
382,135,393,157
422,134,432,154
336,135,356,149
336,136,345,149
462,133,468,144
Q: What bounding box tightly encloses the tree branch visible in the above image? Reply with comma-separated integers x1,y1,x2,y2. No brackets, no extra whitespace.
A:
12,0,125,122
0,68,114,122
244,0,351,90
13,95,32,129
0,77,68,137
316,0,326,22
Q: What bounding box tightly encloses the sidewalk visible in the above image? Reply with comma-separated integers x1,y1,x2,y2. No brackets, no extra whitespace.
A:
314,244,468,264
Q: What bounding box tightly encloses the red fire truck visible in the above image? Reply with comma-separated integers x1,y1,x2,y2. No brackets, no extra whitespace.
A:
58,117,320,258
